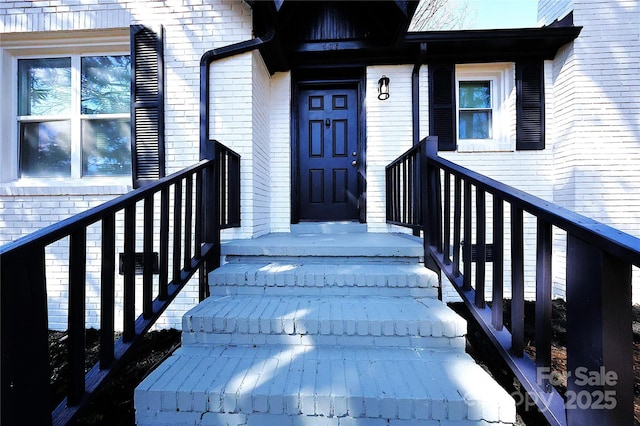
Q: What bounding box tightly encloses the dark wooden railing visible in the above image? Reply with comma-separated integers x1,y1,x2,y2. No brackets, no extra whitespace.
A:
387,136,638,426
0,141,240,426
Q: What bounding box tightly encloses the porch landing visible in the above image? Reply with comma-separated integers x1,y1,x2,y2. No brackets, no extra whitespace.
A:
135,228,516,425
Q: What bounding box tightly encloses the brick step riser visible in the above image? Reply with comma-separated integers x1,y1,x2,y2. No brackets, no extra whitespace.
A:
182,332,466,349
183,315,461,340
210,286,437,298
209,266,437,290
223,255,423,265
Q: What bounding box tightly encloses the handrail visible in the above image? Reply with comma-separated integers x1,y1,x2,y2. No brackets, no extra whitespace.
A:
386,136,637,425
0,141,240,425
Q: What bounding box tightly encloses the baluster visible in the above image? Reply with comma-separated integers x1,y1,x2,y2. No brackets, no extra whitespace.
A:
452,176,462,276
394,164,402,222
443,171,451,264
123,204,136,342
463,181,472,290
410,156,415,226
492,197,504,331
536,219,552,392
230,153,240,225
475,189,486,308
195,170,203,258
402,159,408,224
100,214,115,368
143,195,154,319
173,180,183,283
510,206,524,356
219,151,227,226
159,186,169,300
68,228,87,405
184,175,193,270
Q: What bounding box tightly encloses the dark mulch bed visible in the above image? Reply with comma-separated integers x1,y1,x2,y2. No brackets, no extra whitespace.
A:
48,299,640,425
49,328,181,425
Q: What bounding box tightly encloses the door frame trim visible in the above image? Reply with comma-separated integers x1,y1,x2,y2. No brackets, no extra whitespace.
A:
291,69,366,224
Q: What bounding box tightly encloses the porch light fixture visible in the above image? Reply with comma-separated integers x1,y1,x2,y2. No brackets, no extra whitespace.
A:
378,75,390,100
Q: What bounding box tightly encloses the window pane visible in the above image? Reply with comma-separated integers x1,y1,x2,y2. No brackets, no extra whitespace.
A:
18,58,71,116
20,121,71,176
459,81,491,109
459,111,492,139
81,56,131,115
82,119,132,176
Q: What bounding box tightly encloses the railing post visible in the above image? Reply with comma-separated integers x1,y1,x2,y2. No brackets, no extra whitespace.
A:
423,136,441,276
0,248,52,425
201,140,221,301
566,235,633,425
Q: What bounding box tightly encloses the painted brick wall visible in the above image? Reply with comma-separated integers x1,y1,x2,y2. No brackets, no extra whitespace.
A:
250,51,272,237
269,72,292,233
0,0,256,329
366,65,416,233
541,0,640,302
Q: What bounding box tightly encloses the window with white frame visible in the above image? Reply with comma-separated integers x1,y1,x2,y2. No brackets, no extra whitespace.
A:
17,54,131,178
458,80,493,140
455,63,514,152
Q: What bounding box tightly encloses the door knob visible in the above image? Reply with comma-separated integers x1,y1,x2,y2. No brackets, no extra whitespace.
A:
352,160,357,167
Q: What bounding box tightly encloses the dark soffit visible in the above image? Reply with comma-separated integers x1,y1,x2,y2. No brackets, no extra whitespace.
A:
250,1,581,73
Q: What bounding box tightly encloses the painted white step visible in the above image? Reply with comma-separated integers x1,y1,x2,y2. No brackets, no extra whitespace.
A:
135,345,516,425
220,232,424,260
209,262,438,298
182,296,466,349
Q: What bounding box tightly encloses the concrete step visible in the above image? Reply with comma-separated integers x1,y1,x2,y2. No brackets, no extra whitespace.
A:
135,345,516,425
182,296,465,349
209,262,438,298
221,232,424,262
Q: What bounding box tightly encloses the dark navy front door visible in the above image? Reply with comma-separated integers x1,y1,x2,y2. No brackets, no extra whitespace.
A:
297,87,360,221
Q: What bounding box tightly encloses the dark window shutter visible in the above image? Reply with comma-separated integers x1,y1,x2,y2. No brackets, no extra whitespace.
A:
516,60,545,150
428,63,456,151
131,25,164,188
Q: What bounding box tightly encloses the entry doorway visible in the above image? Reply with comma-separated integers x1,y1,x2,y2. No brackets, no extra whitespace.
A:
292,75,365,223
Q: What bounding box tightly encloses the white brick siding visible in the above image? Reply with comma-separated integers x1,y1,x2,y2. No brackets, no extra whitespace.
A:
542,0,640,302
0,0,256,329
366,65,416,232
269,72,292,233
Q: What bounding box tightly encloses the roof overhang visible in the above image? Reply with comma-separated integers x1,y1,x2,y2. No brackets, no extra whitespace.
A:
404,25,582,63
250,2,581,73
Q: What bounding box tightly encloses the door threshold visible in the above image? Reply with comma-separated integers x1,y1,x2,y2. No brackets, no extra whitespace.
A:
291,222,367,234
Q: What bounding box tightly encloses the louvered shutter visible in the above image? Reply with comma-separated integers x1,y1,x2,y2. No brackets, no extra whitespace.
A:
131,25,164,188
516,60,545,150
428,63,456,151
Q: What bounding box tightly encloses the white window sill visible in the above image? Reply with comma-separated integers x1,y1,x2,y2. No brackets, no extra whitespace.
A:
0,177,132,196
457,140,514,153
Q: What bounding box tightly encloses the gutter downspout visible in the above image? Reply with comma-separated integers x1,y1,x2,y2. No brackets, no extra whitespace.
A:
199,29,276,160
412,42,427,146
198,29,275,276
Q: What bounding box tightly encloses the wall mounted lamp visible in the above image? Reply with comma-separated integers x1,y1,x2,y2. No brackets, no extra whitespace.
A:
378,75,390,100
